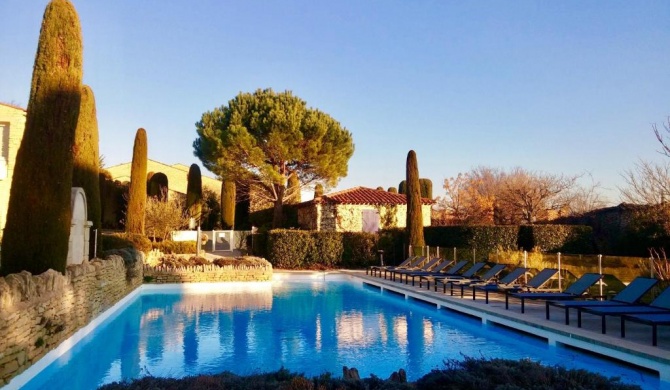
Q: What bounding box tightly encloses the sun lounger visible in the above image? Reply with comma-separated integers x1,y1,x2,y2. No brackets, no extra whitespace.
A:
432,262,488,292
470,267,530,303
415,260,470,289
368,256,415,277
578,286,670,334
505,273,603,313
397,259,455,286
390,257,443,282
473,268,557,304
383,256,428,280
546,277,658,325
445,264,507,296
621,312,670,346
377,256,426,279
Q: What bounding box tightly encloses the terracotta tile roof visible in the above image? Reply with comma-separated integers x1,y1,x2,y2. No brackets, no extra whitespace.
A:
309,186,434,206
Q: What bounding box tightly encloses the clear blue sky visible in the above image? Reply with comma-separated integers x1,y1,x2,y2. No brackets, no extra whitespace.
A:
2,1,669,203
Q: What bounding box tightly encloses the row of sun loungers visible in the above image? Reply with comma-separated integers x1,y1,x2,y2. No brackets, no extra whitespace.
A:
367,257,670,346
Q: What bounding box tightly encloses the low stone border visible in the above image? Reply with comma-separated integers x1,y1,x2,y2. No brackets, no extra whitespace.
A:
143,261,273,283
0,254,143,386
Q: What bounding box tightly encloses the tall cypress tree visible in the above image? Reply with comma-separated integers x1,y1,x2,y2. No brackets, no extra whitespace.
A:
126,128,148,234
286,173,301,204
186,164,203,225
221,180,236,229
398,180,407,195
1,0,83,276
314,183,324,198
419,178,433,199
405,150,425,254
72,84,102,256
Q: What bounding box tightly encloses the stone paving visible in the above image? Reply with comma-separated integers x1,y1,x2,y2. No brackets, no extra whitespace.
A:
348,270,670,383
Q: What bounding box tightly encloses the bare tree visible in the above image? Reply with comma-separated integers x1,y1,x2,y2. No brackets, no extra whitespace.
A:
497,167,579,224
145,191,190,241
566,173,609,216
438,167,500,225
654,117,670,157
620,159,670,205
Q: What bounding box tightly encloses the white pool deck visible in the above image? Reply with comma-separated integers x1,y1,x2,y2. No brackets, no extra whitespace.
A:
346,270,670,383
4,270,669,390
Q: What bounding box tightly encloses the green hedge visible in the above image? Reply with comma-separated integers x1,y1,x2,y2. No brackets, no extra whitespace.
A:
308,232,343,268
341,232,378,268
151,240,197,254
266,230,379,269
518,225,595,253
424,226,519,259
101,233,152,253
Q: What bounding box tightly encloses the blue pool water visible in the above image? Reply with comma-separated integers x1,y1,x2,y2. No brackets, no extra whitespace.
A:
20,278,662,389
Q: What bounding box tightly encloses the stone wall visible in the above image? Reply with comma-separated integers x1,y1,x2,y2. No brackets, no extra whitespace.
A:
144,263,273,283
303,203,432,232
0,256,143,386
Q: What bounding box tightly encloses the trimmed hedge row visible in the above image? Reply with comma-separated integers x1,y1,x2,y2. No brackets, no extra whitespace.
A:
259,225,595,269
519,225,595,253
265,230,379,269
424,225,594,256
101,234,198,255
423,226,519,259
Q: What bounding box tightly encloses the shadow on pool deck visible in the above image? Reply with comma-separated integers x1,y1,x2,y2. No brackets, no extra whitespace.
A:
345,270,670,383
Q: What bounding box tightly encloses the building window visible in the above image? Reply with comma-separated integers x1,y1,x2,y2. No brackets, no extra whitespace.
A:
362,209,380,233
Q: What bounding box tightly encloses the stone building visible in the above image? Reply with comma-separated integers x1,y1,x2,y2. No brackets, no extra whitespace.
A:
106,160,222,199
296,186,433,232
0,103,27,233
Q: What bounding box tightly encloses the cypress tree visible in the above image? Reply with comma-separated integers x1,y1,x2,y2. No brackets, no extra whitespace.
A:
147,172,168,201
314,183,324,198
72,84,101,256
286,173,301,204
406,150,425,254
388,187,398,194
419,178,433,199
186,164,203,225
398,180,407,195
126,128,148,234
221,180,236,229
1,0,83,276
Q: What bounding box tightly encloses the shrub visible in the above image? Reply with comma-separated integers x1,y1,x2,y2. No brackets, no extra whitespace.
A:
424,226,519,259
102,232,152,253
519,225,595,253
313,183,324,198
377,228,407,264
268,230,314,269
341,232,378,268
126,128,148,234
145,196,189,241
307,232,343,268
265,230,379,269
1,0,83,276
72,84,102,256
146,172,168,200
151,240,197,254
221,180,236,229
416,357,639,390
186,164,203,223
419,178,432,199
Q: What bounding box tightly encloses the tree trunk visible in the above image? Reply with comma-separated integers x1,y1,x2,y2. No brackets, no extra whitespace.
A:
272,184,286,228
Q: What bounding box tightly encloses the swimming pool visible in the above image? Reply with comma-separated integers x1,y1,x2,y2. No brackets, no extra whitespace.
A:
13,275,664,389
